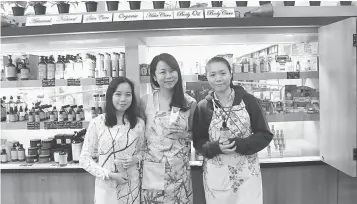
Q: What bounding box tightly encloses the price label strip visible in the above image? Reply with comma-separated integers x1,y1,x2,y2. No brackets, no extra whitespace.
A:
70,121,83,129
27,122,40,130
44,121,58,129
95,77,110,85
287,72,300,79
67,79,81,86
42,79,55,87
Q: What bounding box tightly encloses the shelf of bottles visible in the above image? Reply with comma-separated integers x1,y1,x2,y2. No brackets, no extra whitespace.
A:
1,51,125,130
1,52,126,88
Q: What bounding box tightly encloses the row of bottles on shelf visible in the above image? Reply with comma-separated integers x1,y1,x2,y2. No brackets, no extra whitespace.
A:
2,52,126,81
1,129,86,165
233,56,317,74
267,125,286,158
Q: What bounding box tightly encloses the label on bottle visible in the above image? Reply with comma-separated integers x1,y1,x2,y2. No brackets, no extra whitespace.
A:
80,111,85,120
47,64,56,79
38,64,47,80
68,114,73,122
243,64,249,73
76,114,81,121
58,114,63,122
55,64,64,79
1,155,7,163
11,150,18,161
18,151,25,161
20,69,30,80
35,115,40,122
50,114,55,121
5,64,17,78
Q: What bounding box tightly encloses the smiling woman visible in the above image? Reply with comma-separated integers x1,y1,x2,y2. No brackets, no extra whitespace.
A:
80,76,145,204
139,53,197,204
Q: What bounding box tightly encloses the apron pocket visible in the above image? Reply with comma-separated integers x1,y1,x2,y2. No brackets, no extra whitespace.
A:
142,161,165,190
206,162,232,191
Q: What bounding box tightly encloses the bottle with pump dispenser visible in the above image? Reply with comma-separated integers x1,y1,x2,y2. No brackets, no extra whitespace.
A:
55,55,65,79
11,144,18,162
112,52,119,77
104,53,112,77
5,55,17,81
1,149,8,163
65,55,74,79
119,52,125,77
20,57,30,80
18,144,25,162
47,55,56,79
74,54,83,79
38,56,47,80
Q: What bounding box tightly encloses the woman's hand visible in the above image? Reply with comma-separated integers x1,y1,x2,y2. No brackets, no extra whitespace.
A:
115,156,139,169
219,139,236,154
108,172,128,184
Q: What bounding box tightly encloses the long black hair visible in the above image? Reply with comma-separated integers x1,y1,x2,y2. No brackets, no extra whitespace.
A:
206,56,234,88
149,53,190,112
104,77,138,129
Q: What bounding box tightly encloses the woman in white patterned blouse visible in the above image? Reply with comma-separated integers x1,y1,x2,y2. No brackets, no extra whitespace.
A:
80,77,145,204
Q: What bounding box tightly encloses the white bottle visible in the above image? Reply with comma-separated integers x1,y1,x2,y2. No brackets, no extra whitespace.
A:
96,54,105,78
84,54,95,78
112,53,119,77
104,53,112,77
65,55,74,79
74,54,83,79
118,52,125,77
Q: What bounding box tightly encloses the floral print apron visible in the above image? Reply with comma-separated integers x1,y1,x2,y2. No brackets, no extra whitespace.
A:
80,114,145,204
141,91,193,204
203,91,263,204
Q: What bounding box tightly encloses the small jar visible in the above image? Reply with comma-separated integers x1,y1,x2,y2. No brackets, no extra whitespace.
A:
58,152,68,167
28,147,38,156
39,154,50,163
30,139,41,148
54,151,60,163
41,139,53,149
40,148,50,156
26,155,37,163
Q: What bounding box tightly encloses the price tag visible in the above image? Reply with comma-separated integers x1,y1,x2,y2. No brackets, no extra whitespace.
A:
42,79,55,87
96,77,110,85
113,12,144,21
27,122,40,130
67,79,81,86
57,121,64,129
173,9,204,19
144,11,174,20
44,121,58,129
70,121,83,129
287,72,300,79
62,122,72,129
204,8,236,18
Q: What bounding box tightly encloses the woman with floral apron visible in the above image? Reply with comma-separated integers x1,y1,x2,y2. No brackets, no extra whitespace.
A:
193,57,273,204
80,77,145,204
139,53,196,203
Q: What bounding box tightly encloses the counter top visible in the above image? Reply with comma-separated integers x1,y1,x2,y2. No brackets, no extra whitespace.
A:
0,156,322,172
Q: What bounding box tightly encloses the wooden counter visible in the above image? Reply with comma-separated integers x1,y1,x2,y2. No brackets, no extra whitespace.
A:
1,160,357,204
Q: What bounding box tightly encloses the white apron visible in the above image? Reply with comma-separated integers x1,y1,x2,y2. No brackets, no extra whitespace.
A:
203,95,263,204
80,114,145,204
141,91,193,204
